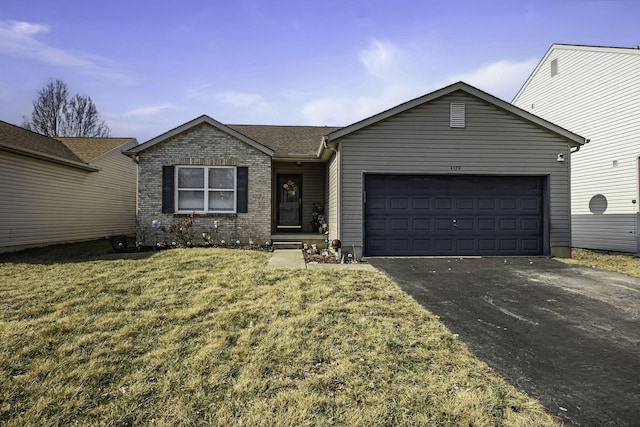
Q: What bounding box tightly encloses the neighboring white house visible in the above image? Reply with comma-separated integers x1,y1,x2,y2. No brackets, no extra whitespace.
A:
513,44,640,253
0,120,138,252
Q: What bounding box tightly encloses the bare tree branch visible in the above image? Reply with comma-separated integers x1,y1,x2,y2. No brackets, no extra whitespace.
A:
22,78,110,137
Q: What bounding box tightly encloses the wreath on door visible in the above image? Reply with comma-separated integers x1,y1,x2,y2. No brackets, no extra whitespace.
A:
283,180,298,195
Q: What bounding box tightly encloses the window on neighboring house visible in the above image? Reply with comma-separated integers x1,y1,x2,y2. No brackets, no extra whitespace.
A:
551,58,558,77
176,166,237,213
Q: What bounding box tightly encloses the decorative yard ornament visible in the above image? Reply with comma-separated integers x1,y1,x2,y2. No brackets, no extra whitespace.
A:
152,219,162,246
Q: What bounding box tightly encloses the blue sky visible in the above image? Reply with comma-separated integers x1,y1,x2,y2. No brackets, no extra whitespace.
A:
1,0,638,141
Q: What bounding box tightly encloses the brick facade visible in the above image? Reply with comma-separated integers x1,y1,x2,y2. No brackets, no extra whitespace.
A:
136,123,272,246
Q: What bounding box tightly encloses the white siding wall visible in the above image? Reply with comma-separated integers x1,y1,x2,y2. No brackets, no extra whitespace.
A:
514,46,640,252
337,92,574,256
0,143,137,252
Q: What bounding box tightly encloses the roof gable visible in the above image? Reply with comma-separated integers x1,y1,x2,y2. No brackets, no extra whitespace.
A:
126,115,274,156
513,44,640,103
325,81,585,147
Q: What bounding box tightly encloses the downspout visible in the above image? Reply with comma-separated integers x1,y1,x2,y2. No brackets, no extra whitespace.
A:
322,136,337,155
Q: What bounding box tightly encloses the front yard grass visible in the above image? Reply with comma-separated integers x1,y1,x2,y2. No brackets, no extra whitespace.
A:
558,248,640,278
0,241,559,426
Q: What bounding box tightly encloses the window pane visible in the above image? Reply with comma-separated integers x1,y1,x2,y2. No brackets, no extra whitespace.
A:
208,191,234,211
208,168,234,189
178,190,204,210
178,168,204,188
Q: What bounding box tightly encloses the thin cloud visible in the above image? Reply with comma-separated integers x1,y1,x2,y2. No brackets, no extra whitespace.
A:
446,59,539,101
300,40,422,125
359,39,402,77
219,91,268,108
0,20,131,82
123,103,175,118
300,83,418,126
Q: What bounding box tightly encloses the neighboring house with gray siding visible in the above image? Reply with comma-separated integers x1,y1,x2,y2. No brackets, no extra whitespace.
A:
513,44,640,253
0,120,138,252
127,82,584,257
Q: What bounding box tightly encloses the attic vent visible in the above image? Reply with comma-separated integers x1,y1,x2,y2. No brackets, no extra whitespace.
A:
450,103,465,128
551,58,558,77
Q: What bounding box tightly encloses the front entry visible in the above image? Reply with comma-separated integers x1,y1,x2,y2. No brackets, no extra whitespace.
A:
276,174,302,231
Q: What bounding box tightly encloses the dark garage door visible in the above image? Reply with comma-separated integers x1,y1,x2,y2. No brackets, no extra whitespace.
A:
364,175,545,256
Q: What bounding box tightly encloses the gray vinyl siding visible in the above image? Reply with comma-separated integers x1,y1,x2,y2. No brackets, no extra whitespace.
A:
327,152,339,241
513,46,640,252
0,142,137,252
273,162,325,233
336,92,573,256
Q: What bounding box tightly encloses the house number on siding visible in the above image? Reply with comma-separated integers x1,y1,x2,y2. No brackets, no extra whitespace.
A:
450,166,461,171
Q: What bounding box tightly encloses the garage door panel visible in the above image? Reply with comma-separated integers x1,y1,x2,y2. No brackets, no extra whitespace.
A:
368,218,387,231
478,239,497,251
499,239,518,251
456,218,475,230
368,197,387,211
412,198,431,210
364,174,545,256
499,199,517,210
412,218,431,230
499,218,518,230
435,199,452,210
522,239,542,251
478,198,496,210
390,198,409,210
456,198,474,210
456,239,475,251
521,198,541,211
412,239,431,251
521,218,542,232
390,218,409,231
478,219,497,230
390,239,410,251
435,219,452,230
434,239,453,251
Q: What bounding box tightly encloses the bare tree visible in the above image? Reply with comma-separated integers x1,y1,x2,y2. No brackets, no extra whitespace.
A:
22,79,110,137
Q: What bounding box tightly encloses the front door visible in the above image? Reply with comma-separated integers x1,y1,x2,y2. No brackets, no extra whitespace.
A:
276,174,302,231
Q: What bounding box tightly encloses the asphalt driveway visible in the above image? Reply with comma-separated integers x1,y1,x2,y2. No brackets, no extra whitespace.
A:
367,257,640,426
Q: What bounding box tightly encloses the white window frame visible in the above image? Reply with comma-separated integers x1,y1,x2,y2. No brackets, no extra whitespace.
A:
175,166,237,214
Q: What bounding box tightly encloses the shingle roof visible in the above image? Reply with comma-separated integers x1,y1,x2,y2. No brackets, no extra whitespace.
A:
0,120,84,163
56,137,136,162
227,124,341,159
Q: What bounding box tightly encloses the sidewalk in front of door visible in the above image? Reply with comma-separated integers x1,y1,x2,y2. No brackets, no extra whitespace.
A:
267,249,378,271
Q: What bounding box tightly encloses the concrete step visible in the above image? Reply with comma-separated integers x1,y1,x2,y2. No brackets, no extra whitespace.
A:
272,241,302,250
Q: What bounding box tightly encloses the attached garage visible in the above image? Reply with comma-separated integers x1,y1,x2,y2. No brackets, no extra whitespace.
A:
364,174,546,256
321,82,586,258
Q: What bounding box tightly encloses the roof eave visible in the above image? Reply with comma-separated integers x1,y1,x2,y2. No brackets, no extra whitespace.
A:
273,155,324,162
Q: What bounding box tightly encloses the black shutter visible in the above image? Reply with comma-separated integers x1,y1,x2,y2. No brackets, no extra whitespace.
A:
162,166,174,213
237,166,248,213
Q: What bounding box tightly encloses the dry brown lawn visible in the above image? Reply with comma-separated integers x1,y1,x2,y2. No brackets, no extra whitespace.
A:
558,248,640,278
0,241,560,426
